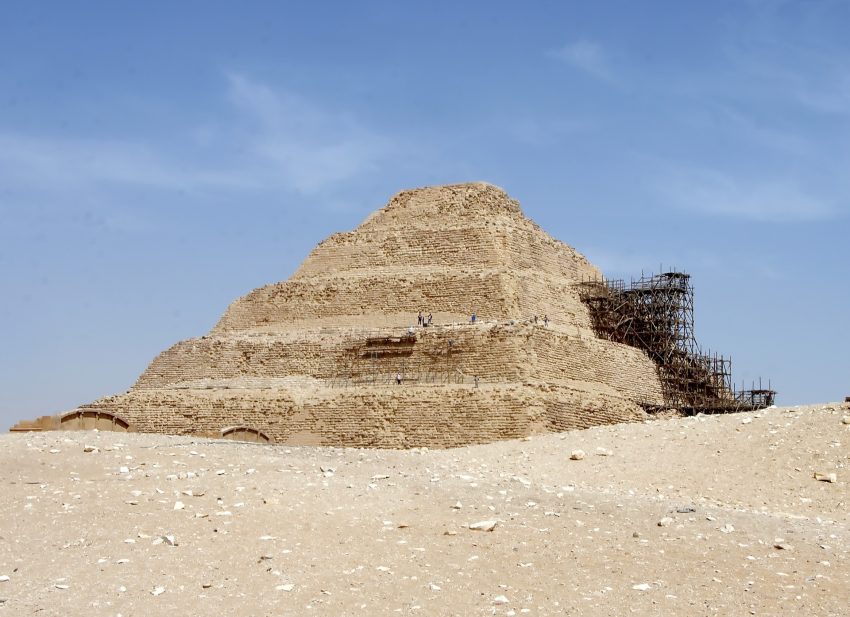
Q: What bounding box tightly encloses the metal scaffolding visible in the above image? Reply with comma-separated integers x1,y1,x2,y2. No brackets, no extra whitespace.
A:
578,270,775,414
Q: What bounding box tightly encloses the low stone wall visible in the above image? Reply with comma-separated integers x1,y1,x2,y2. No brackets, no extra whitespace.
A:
80,382,647,449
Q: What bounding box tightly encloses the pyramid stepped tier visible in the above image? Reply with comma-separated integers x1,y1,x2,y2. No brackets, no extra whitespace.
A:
13,183,667,447
212,270,596,333
214,183,599,333
78,384,647,448
132,323,660,401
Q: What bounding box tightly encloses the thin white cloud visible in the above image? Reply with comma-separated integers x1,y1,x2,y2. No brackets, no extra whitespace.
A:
723,46,850,116
0,133,255,193
548,40,614,82
224,72,392,193
706,104,814,157
579,246,665,277
653,165,834,222
0,72,395,200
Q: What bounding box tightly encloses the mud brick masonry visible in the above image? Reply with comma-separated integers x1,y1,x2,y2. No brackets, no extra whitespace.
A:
16,183,768,447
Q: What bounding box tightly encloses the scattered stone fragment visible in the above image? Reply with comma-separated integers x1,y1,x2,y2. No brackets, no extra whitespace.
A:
469,520,497,532
658,517,674,527
202,582,212,589
741,418,752,425
154,535,177,546
493,595,509,605
54,584,69,590
451,501,462,510
595,447,612,456
151,586,165,596
774,542,793,551
720,524,735,533
429,583,441,591
841,416,850,425
118,466,129,474
0,576,9,582
569,450,586,461
173,501,185,510
276,584,295,592
814,472,837,483
632,583,651,591
83,445,98,453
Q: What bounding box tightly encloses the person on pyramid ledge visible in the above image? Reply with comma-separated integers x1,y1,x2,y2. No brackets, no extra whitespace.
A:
471,311,477,324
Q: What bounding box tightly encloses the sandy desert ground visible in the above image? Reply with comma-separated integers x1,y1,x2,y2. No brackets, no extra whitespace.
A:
1,402,848,616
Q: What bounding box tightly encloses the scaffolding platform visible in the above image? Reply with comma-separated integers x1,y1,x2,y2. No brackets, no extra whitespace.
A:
579,270,775,414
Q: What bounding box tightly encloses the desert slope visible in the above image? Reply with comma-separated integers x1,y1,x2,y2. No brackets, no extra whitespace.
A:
1,402,848,616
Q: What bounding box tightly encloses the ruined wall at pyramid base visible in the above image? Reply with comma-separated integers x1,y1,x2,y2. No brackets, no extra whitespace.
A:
78,382,649,449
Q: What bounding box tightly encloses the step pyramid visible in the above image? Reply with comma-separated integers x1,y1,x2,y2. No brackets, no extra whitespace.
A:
16,183,665,447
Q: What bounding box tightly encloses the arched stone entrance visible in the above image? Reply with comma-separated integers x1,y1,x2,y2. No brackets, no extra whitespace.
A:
59,409,131,432
220,426,271,443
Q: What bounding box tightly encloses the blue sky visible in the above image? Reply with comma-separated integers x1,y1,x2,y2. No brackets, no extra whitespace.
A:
1,1,848,430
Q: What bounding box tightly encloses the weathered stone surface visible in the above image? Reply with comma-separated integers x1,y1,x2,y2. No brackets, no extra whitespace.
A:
12,183,666,447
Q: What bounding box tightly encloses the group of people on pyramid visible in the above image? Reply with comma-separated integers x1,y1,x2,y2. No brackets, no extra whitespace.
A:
414,310,549,328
